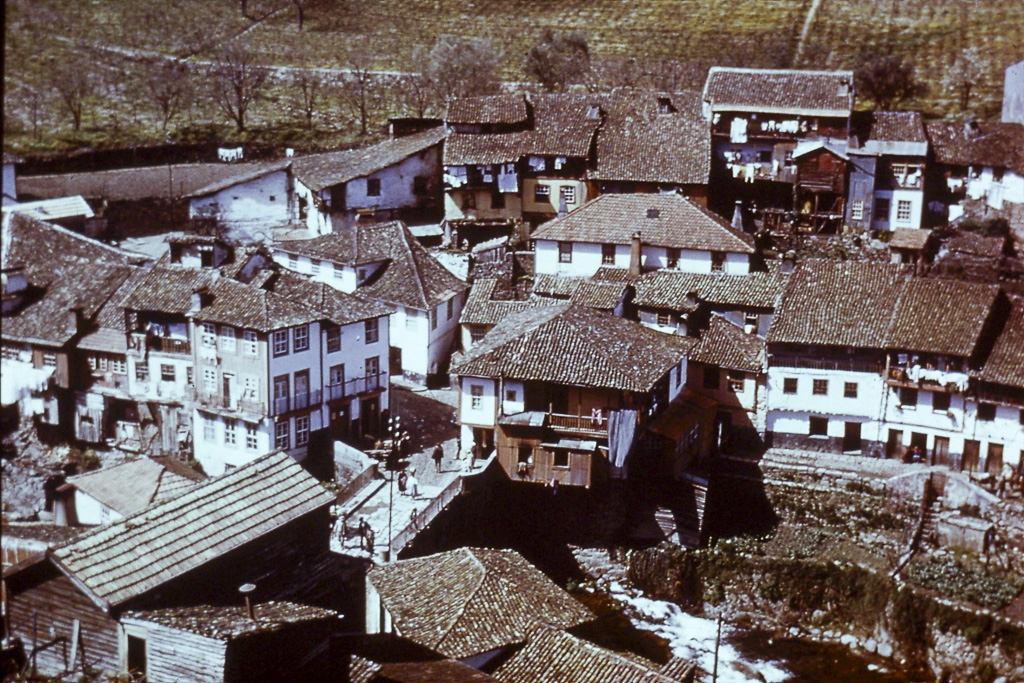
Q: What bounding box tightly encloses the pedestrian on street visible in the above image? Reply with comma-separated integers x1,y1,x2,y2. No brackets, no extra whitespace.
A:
398,470,409,494
407,468,419,498
432,444,444,473
365,527,375,554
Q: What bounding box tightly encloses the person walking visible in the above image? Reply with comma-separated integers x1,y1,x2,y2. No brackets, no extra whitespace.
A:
432,444,444,473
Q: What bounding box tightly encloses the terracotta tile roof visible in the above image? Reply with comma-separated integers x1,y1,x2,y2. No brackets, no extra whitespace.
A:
367,548,592,660
193,276,322,332
884,278,1001,356
67,458,199,518
982,295,1024,388
767,260,908,347
17,163,276,202
945,232,1007,258
569,280,629,310
492,626,681,683
532,193,754,254
49,451,334,609
532,273,585,298
889,228,930,250
633,270,787,311
267,270,393,326
275,229,387,266
187,160,291,197
293,128,445,192
376,660,501,682
688,315,765,372
460,278,545,326
452,305,694,393
703,67,854,117
123,601,337,640
591,90,710,186
122,266,216,314
444,132,526,166
446,94,529,125
866,111,928,143
926,120,1024,175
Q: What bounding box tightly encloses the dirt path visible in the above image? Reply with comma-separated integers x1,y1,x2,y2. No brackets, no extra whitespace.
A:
793,0,825,65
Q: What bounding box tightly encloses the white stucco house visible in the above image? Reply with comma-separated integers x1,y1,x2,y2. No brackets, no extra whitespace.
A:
531,193,755,278
187,161,294,241
271,220,468,383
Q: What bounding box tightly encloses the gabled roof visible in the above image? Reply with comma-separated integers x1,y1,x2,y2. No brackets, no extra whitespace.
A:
453,305,694,393
944,231,1007,258
293,128,445,192
366,548,593,659
889,228,930,251
982,295,1024,388
793,139,849,161
926,120,1024,175
851,111,929,157
122,266,216,315
67,457,198,518
569,280,629,311
123,601,337,641
192,276,321,332
688,315,765,373
267,270,393,326
703,67,854,117
2,195,95,221
767,260,908,347
446,94,529,125
532,193,754,254
884,278,1000,357
460,278,546,327
492,626,682,683
633,270,788,311
187,161,292,198
45,451,333,610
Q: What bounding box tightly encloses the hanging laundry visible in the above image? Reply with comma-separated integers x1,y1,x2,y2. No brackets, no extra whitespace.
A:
528,156,546,172
730,117,748,143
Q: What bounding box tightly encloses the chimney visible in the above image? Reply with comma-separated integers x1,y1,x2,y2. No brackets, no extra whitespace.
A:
239,583,257,621
67,306,86,334
964,118,980,139
190,286,211,313
731,200,744,230
629,232,642,277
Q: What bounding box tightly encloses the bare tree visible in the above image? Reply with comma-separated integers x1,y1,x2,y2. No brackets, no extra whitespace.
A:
394,72,437,118
291,0,311,30
141,59,195,131
290,67,330,128
943,47,987,113
50,59,92,131
426,36,501,101
208,41,271,132
338,37,387,136
11,85,49,140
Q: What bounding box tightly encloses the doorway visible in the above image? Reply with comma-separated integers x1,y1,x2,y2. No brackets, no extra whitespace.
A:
933,436,950,467
986,443,1004,475
963,439,980,473
127,634,147,678
886,429,903,459
843,422,862,453
361,396,380,437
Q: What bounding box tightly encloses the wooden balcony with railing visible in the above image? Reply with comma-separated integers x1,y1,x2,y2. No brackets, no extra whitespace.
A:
326,372,387,402
546,412,608,439
770,355,883,374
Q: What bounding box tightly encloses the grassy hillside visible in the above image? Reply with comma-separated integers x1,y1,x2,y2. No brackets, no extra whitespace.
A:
3,0,1022,155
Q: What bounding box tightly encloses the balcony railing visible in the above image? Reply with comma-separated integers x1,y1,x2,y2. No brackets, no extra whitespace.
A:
326,372,387,402
770,356,883,374
272,389,323,415
149,337,191,355
187,387,266,415
886,366,968,393
547,412,608,438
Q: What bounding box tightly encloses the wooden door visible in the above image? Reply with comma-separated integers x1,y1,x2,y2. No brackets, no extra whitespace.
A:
962,440,980,473
986,443,1004,475
843,422,862,453
886,429,902,459
933,436,950,467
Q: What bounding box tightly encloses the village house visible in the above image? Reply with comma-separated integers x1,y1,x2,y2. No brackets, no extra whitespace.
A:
701,67,855,227
51,456,201,526
365,547,594,671
925,119,1024,223
271,221,468,382
3,452,337,679
888,227,933,268
187,161,294,240
845,111,929,232
451,305,692,487
532,193,755,278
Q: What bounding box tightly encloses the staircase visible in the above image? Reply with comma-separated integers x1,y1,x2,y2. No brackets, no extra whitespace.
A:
919,493,943,549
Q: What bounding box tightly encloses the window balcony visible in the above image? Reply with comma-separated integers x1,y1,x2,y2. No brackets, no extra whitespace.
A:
886,366,968,393
272,389,323,416
770,356,883,374
326,372,388,402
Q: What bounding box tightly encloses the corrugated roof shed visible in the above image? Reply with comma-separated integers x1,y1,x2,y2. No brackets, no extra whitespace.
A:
67,458,199,518
49,451,334,609
3,195,95,221
884,278,1001,357
366,548,593,660
452,305,694,393
532,193,754,254
981,294,1024,388
688,315,765,373
492,626,682,683
123,601,337,640
703,67,854,117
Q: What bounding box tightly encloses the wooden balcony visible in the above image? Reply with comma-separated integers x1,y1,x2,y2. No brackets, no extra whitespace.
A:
547,412,607,439
770,356,883,374
326,372,387,402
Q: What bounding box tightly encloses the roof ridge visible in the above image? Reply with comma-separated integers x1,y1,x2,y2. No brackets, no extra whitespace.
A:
433,548,489,652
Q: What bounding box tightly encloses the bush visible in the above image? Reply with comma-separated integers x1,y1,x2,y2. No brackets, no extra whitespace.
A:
67,447,100,473
906,555,1023,610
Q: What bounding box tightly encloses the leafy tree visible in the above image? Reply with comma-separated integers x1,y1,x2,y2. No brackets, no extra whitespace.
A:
854,54,924,110
943,48,987,113
208,41,271,132
525,30,590,92
426,36,501,101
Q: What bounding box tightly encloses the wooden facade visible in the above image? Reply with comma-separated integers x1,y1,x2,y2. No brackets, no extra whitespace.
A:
497,425,599,489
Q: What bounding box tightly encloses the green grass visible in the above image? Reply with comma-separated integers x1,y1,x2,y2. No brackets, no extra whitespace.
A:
4,0,1022,154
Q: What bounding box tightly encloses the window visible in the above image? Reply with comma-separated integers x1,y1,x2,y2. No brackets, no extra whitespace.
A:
225,418,237,446
97,355,108,372
187,367,193,386
274,375,289,410
891,163,907,178
703,366,719,391
243,374,259,397
711,252,725,272
553,450,569,468
333,263,343,280
534,184,551,202
203,416,216,442
758,150,772,163
783,378,798,394
558,242,572,263
273,330,289,356
560,186,576,204
875,197,890,222
506,389,518,402
136,364,150,382
978,403,996,421
447,297,454,320
727,371,744,392
246,423,259,450
602,244,616,265
844,382,858,399
413,175,429,195
42,351,57,367
431,308,438,330
110,358,127,374
365,318,379,344
471,385,483,409
161,364,175,382
293,325,309,352
900,387,918,407
243,330,258,356
275,420,290,450
809,416,828,436
295,414,310,446
744,312,758,331
851,200,864,221
326,327,341,353
365,356,380,379
202,323,217,348
330,364,345,386
311,260,320,276
518,446,532,464
932,392,951,412
491,191,505,209
813,379,828,396
220,326,236,353
367,178,381,196
657,312,671,326
666,248,680,268
88,355,98,371
203,368,217,392
896,200,912,223
470,326,487,343
288,254,298,270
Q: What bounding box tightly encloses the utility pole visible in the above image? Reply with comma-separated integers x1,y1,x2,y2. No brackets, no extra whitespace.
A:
712,614,723,683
